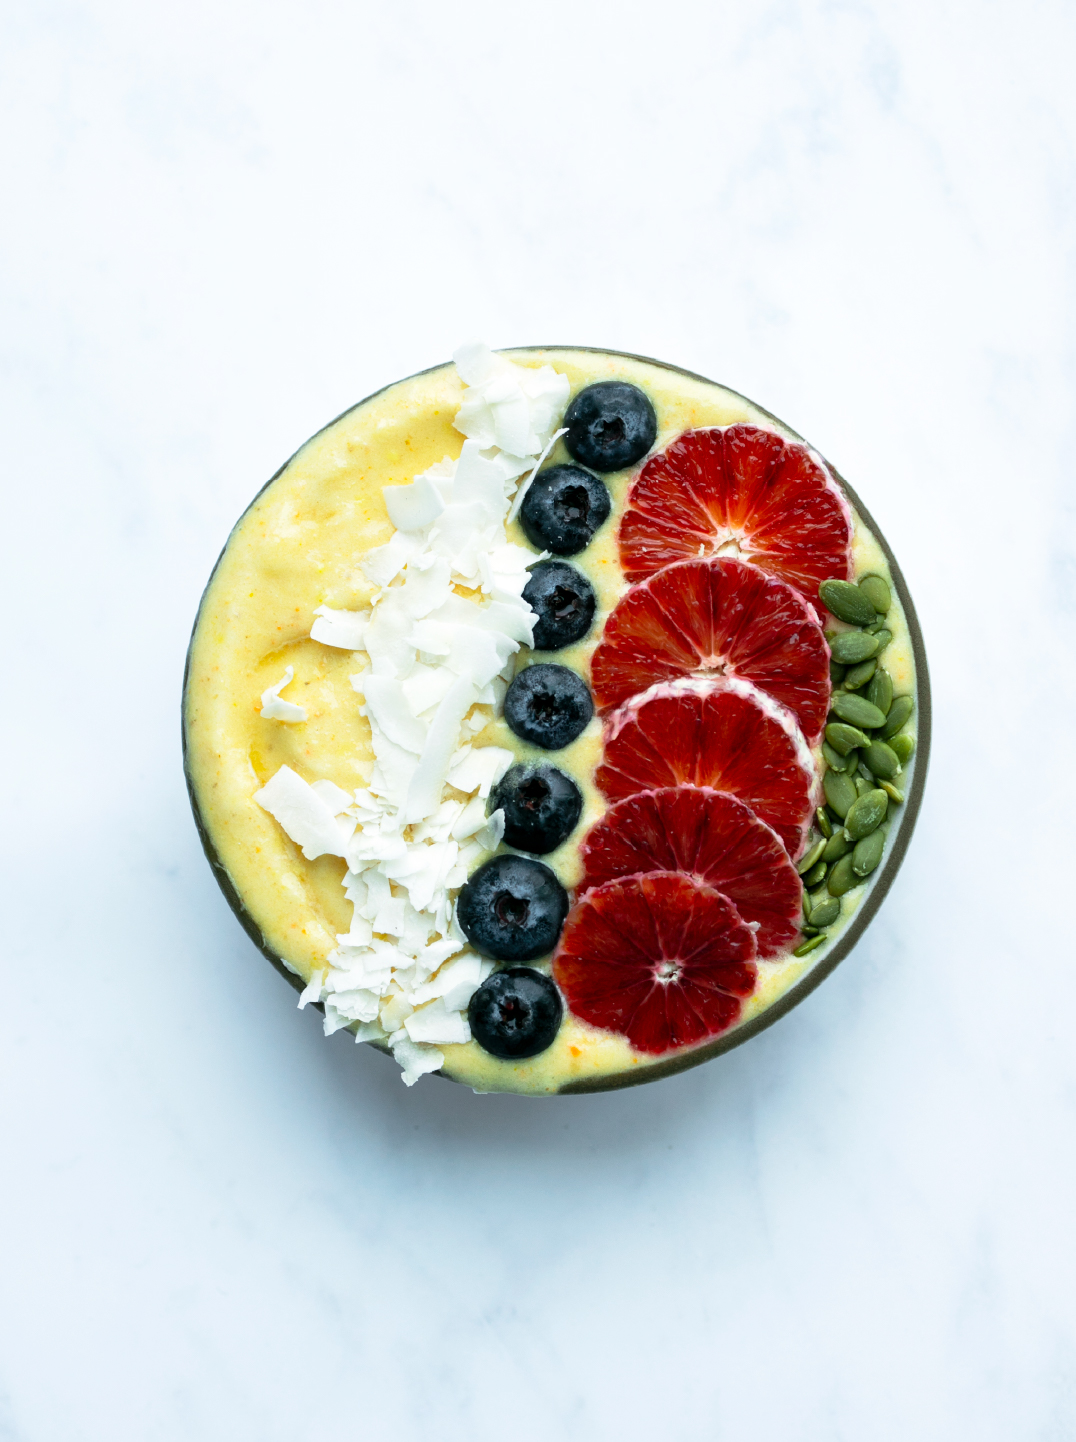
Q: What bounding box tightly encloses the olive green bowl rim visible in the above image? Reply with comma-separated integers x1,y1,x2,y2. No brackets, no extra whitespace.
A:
182,346,931,1097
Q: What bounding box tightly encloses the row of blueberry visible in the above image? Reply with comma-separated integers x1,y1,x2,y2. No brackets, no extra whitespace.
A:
461,382,659,1061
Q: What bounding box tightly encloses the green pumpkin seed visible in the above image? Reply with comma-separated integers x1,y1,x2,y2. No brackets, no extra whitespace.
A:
809,895,840,928
793,933,827,958
866,668,893,716
819,578,876,626
829,692,887,729
872,627,893,652
880,780,905,804
802,860,828,888
852,828,886,877
858,574,891,614
879,694,914,739
854,774,872,797
823,830,852,862
825,722,869,756
889,732,916,765
829,659,847,684
843,659,877,690
865,618,884,634
829,630,880,665
796,838,827,875
823,768,858,818
815,807,833,839
822,742,845,771
827,854,859,897
845,788,888,840
863,739,901,780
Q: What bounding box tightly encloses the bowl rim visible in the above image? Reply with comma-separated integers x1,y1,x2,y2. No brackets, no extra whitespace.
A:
182,345,931,1095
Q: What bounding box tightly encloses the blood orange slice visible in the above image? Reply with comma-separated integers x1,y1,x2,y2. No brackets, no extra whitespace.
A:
580,787,802,959
597,677,816,859
552,871,757,1055
619,424,853,600
589,556,830,743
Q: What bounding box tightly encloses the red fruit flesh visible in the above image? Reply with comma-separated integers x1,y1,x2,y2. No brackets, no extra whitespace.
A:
552,871,758,1055
619,425,853,601
597,678,816,859
589,556,831,743
580,787,802,959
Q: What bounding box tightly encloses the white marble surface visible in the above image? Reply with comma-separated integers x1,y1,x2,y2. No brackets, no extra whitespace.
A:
3,1,1075,1437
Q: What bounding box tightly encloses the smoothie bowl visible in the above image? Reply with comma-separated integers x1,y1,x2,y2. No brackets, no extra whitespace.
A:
183,345,930,1095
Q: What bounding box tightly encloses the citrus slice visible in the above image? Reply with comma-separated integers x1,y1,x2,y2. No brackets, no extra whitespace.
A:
580,787,802,959
597,677,817,859
589,556,831,743
618,424,853,600
552,871,757,1055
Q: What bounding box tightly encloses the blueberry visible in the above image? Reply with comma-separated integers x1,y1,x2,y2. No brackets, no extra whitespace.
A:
504,664,593,750
468,967,564,1059
457,856,569,962
519,465,612,555
523,561,596,651
563,381,657,473
491,763,583,855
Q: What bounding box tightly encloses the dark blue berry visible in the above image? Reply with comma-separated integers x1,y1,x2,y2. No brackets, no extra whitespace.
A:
523,561,596,651
468,967,563,1059
491,763,583,855
504,664,593,750
457,856,569,962
563,381,657,473
519,465,612,555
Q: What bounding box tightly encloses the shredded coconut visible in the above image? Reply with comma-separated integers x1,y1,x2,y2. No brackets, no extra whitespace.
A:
255,344,568,1082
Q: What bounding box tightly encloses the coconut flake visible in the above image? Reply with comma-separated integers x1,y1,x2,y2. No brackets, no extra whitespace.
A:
404,997,471,1046
446,745,513,797
310,606,369,650
254,766,348,860
383,473,445,531
260,667,307,723
390,1035,445,1086
310,779,356,815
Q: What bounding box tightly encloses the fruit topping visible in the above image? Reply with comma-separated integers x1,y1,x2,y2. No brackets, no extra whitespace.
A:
491,762,584,855
457,854,569,962
596,678,815,859
523,561,597,650
580,788,802,959
504,663,594,750
552,871,757,1055
618,425,853,599
468,967,564,1059
589,556,831,744
563,381,657,473
519,465,612,556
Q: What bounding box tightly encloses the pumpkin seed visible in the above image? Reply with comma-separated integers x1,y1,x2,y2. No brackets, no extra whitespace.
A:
808,895,840,928
866,668,893,716
880,780,905,804
889,732,916,765
822,741,845,771
819,578,876,626
863,738,900,780
815,807,833,839
802,889,813,920
872,627,893,652
843,659,877,690
802,860,828,888
854,774,872,797
830,692,887,729
825,722,869,755
858,574,891,614
845,788,888,839
865,618,884,634
830,630,879,666
852,828,886,877
879,694,914,739
793,933,827,958
829,659,847,684
796,838,827,875
827,854,859,896
823,830,852,862
823,768,858,818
